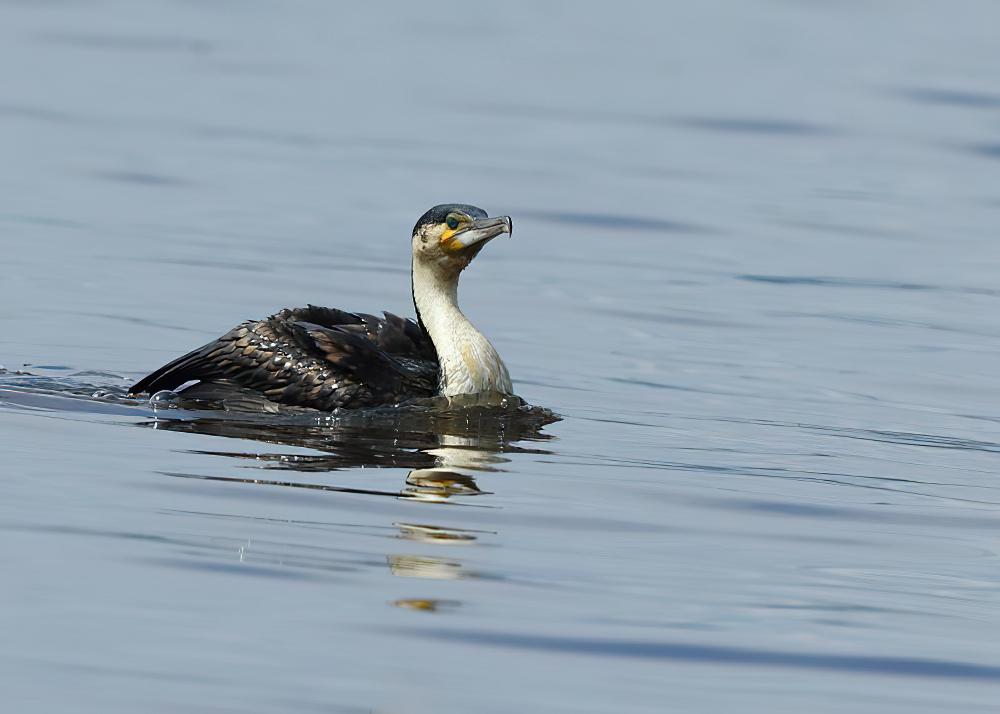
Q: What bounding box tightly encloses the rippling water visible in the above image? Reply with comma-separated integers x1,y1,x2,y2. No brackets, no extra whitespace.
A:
3,2,1000,712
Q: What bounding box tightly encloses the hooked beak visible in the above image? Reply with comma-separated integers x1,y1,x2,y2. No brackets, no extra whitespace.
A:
447,215,513,251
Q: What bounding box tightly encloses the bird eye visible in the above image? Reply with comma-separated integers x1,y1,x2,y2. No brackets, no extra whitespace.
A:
446,215,460,230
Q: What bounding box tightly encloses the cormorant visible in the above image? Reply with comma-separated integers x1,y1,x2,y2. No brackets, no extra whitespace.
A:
129,204,514,411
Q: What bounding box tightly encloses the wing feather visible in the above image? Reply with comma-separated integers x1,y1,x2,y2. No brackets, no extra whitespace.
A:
130,306,438,410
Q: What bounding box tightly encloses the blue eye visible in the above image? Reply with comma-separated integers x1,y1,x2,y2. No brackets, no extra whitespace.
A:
446,216,460,230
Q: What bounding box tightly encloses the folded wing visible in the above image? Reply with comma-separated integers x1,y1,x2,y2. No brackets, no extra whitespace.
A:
129,305,439,410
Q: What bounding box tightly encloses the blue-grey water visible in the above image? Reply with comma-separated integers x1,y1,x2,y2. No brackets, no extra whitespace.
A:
2,1,1000,712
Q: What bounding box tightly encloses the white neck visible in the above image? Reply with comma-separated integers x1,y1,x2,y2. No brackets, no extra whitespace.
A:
411,258,512,397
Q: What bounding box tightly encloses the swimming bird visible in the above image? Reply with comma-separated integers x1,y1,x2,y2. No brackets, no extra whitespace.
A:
129,204,514,411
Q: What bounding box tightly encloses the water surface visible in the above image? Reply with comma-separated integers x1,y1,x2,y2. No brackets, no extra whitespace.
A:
2,2,1000,712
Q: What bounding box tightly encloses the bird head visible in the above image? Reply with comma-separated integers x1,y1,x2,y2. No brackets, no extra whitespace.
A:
411,204,512,276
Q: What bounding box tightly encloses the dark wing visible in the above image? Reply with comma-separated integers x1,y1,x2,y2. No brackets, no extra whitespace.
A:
129,306,438,410
279,305,436,361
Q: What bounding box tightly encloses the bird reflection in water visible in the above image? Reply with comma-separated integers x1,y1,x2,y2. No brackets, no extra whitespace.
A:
144,393,557,503
140,393,558,607
391,598,462,613
401,431,509,501
387,554,467,580
394,522,487,544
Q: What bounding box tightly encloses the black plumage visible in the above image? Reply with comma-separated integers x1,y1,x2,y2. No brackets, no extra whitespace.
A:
129,305,438,411
412,203,487,233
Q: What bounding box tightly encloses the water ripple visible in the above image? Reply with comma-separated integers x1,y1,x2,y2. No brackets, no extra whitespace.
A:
740,274,1000,298
900,87,1000,109
521,210,709,234
409,629,1000,680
